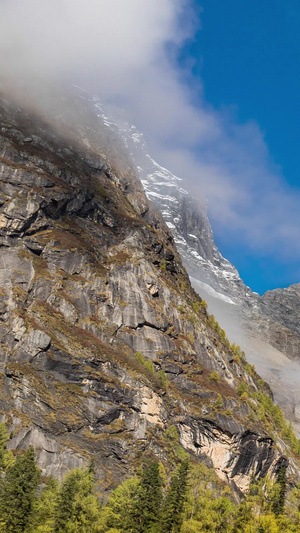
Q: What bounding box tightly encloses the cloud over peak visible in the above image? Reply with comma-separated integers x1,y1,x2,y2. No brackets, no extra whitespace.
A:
1,0,300,272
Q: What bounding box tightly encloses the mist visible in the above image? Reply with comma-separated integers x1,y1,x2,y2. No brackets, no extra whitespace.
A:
0,0,188,103
1,0,300,272
189,277,300,434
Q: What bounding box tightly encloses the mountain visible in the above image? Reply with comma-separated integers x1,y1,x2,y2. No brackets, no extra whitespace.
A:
96,103,300,435
0,90,299,496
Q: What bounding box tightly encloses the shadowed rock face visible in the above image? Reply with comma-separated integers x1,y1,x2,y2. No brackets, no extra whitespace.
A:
0,93,296,494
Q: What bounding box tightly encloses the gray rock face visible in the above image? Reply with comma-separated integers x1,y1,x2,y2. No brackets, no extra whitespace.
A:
259,284,300,354
13,330,51,361
113,121,246,303
0,91,296,492
97,107,300,435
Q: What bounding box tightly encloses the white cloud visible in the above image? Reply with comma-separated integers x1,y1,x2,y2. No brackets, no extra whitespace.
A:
0,0,187,89
1,0,300,265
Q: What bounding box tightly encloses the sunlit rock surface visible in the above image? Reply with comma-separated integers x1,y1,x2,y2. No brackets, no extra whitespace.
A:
0,92,298,494
96,101,300,434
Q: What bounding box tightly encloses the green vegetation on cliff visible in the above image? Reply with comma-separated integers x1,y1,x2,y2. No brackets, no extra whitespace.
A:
0,426,300,533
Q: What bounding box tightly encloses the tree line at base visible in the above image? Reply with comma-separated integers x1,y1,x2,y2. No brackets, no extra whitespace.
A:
0,423,299,532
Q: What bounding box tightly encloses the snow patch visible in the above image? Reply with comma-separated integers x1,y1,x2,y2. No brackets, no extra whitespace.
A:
190,276,237,305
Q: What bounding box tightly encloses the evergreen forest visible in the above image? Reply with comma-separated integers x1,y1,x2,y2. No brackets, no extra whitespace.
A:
1,424,300,532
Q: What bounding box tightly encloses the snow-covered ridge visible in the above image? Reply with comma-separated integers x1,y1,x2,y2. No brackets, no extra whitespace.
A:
116,122,245,300
189,276,237,305
86,93,247,305
72,89,300,435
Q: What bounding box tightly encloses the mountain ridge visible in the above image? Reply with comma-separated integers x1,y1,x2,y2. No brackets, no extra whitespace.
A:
0,90,298,496
95,98,300,434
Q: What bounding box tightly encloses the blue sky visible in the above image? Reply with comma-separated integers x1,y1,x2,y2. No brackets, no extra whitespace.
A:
176,1,300,294
188,0,300,188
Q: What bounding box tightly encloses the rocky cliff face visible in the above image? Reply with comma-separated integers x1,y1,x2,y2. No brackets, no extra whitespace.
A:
112,119,246,303
258,284,300,357
0,92,298,495
99,106,300,436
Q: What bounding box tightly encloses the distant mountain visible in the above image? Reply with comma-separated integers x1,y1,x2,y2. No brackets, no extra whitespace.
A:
95,102,300,434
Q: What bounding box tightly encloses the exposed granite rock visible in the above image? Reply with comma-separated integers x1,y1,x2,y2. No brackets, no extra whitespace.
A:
257,284,300,357
102,106,300,438
178,419,282,494
14,329,51,360
0,93,297,494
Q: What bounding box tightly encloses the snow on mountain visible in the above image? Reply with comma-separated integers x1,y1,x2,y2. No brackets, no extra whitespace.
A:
88,93,258,313
114,123,247,300
189,277,237,306
87,97,300,434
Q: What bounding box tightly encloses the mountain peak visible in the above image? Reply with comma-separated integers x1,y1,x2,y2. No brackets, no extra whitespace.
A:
0,91,298,497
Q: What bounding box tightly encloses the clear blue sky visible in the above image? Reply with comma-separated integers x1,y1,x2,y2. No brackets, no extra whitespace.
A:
179,1,300,294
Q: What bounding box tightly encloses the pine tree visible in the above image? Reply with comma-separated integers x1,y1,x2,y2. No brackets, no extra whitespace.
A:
54,467,101,532
100,476,142,532
0,423,8,472
0,422,14,473
160,459,189,533
0,445,41,532
30,476,59,532
137,461,162,532
54,469,82,532
233,500,256,532
271,464,287,516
